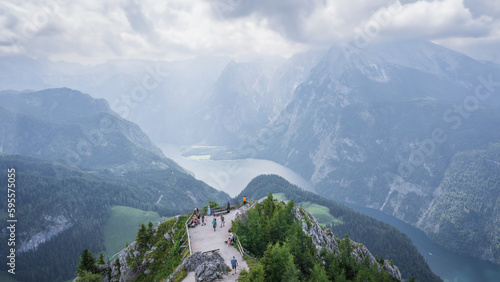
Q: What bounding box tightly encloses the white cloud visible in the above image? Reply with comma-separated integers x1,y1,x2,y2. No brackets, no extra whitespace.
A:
0,0,498,64
383,0,493,39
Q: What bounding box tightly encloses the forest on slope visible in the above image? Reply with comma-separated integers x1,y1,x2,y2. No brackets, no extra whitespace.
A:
0,155,229,282
419,143,500,262
235,174,441,282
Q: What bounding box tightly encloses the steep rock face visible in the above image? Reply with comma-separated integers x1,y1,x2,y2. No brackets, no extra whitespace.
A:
18,215,72,253
417,144,500,264
257,40,500,262
293,206,402,281
294,206,339,253
110,241,142,281
186,53,324,146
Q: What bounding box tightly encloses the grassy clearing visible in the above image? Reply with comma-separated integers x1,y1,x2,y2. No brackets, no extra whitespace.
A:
257,193,343,226
102,205,167,259
258,192,288,203
298,202,343,226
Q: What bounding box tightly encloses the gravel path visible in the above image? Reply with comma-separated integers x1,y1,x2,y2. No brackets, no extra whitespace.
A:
183,207,249,282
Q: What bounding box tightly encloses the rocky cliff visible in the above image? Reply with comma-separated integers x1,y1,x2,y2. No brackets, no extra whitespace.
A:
293,204,402,280
256,40,500,264
89,201,402,281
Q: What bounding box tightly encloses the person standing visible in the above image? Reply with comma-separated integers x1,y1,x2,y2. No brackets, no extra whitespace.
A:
220,215,225,227
243,196,247,205
227,201,231,213
201,214,205,226
230,256,238,274
207,205,211,216
212,217,217,231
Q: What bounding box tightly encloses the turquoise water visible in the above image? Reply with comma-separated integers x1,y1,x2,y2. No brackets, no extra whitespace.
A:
159,144,500,281
345,203,500,282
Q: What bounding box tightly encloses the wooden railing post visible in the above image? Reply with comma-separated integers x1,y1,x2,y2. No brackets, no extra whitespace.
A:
184,213,194,257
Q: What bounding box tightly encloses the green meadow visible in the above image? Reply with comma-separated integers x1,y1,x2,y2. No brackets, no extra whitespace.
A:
102,206,167,260
258,193,343,227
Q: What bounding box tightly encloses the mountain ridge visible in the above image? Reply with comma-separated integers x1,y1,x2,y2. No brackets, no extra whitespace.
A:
252,40,500,264
0,88,181,172
234,174,441,281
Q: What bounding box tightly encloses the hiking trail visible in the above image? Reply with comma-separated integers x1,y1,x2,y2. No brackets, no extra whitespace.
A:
183,206,250,282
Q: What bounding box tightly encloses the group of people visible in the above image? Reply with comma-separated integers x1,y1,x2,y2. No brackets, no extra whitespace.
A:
191,209,206,226
210,214,227,231
192,205,228,231
191,197,249,235
191,199,250,276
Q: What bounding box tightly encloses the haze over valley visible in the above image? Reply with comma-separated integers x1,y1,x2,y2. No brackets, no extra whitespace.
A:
1,0,500,281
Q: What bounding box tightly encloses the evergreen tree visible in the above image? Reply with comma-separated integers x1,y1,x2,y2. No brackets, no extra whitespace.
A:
97,252,105,266
76,249,97,276
308,263,328,282
147,221,154,239
263,193,275,219
137,223,148,246
261,242,298,282
338,234,359,280
247,263,265,281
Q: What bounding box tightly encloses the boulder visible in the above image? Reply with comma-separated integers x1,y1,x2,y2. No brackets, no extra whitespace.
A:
167,251,230,282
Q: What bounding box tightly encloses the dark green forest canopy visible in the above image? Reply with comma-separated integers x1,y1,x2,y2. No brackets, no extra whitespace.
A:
233,194,398,281
235,174,441,282
0,155,229,282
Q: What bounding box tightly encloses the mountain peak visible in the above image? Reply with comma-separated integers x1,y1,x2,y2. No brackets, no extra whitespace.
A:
0,87,181,172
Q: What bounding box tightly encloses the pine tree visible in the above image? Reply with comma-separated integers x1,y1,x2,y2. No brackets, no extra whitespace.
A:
97,252,105,265
137,223,148,245
147,221,154,240
261,242,298,282
247,263,265,281
263,193,275,219
308,263,328,282
76,249,96,276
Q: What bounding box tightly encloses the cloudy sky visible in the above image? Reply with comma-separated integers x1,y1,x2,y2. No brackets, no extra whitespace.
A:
0,0,499,64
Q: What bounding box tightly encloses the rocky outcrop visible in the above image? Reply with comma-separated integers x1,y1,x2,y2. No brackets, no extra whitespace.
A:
293,206,402,281
383,259,402,279
167,251,230,282
19,215,72,253
106,241,143,282
104,216,182,282
294,206,339,253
